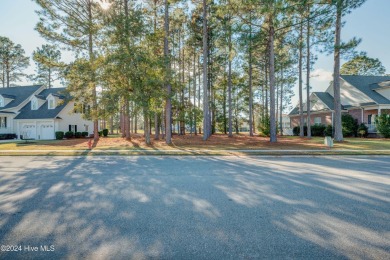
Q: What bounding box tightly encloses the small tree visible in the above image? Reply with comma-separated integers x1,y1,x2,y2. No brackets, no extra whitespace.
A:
357,123,368,138
375,114,390,138
342,114,358,137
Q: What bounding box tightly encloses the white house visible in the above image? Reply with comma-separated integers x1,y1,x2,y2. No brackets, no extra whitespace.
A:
0,85,95,140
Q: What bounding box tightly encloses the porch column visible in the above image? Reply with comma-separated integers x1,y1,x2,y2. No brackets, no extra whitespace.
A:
378,107,382,116
331,112,334,128
361,108,364,124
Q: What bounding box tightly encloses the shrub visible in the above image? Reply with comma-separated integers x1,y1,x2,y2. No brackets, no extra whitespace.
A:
375,114,390,138
311,124,326,137
342,114,358,137
357,123,368,138
258,115,270,136
64,131,74,138
324,125,333,136
98,131,103,137
55,131,64,140
81,132,88,137
102,129,109,137
75,132,82,138
293,125,307,136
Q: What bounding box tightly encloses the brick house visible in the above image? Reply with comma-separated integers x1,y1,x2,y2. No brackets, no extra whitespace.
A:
289,75,390,134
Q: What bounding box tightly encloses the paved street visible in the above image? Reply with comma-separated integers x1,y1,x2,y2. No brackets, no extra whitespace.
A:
0,156,389,259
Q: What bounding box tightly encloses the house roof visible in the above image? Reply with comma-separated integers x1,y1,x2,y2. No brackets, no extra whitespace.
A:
313,92,337,110
341,75,390,105
1,94,16,99
15,88,69,120
0,85,42,110
289,92,339,116
34,94,46,100
370,80,390,90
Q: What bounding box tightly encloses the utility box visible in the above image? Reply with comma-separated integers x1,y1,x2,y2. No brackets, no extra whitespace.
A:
324,136,333,147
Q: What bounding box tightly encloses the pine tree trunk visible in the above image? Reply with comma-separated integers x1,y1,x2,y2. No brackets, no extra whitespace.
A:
87,2,99,141
306,7,312,138
269,15,277,143
228,13,233,138
299,19,304,137
193,49,197,135
202,0,210,140
279,67,284,135
249,11,254,137
164,0,172,144
154,112,160,140
125,97,130,140
144,108,151,145
333,3,343,142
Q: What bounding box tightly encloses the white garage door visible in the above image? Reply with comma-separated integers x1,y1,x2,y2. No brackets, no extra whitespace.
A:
21,124,36,139
39,124,54,140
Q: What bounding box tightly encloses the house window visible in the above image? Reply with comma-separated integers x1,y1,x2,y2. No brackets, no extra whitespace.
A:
48,98,55,109
82,104,91,115
314,117,322,125
0,117,7,128
69,125,77,132
31,99,38,110
0,97,4,107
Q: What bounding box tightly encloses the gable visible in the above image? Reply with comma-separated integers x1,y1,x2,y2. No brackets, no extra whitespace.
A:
14,88,68,120
0,85,43,111
326,78,374,107
327,75,390,106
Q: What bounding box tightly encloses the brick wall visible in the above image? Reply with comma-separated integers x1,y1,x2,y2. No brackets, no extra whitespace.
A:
348,109,363,124
290,113,332,127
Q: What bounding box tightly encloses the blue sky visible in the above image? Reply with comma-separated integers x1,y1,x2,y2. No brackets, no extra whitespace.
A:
0,0,389,103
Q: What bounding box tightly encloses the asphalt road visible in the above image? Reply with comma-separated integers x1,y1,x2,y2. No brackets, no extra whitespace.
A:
0,156,389,259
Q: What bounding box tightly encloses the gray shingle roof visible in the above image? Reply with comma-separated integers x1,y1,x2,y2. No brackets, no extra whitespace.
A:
15,88,69,120
288,106,299,115
313,92,338,110
289,92,340,115
1,94,16,99
341,75,390,104
0,85,42,110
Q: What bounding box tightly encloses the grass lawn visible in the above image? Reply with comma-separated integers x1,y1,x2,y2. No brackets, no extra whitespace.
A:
1,134,390,152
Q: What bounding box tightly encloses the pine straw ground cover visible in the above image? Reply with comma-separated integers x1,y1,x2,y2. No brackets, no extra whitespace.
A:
1,133,390,151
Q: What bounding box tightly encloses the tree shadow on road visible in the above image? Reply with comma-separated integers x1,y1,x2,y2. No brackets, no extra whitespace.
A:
0,155,389,259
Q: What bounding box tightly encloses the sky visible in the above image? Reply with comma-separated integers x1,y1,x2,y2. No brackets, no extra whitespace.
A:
1,0,389,106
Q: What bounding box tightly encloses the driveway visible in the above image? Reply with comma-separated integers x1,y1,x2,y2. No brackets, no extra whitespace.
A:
0,156,389,259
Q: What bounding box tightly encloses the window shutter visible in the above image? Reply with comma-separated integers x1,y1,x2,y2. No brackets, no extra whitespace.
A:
69,125,71,132
4,117,6,128
75,125,77,133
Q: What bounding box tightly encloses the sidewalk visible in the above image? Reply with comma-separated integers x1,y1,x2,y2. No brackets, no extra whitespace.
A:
1,148,389,156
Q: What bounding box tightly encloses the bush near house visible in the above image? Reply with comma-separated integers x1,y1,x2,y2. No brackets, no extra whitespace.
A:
75,132,82,138
324,125,333,136
65,131,74,138
293,126,307,136
102,129,109,137
311,124,327,136
55,131,64,140
342,114,358,137
375,114,390,138
357,123,368,138
81,132,88,137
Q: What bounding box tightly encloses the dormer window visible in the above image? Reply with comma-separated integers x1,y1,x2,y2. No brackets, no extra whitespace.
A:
48,98,55,109
31,99,38,110
0,97,3,107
